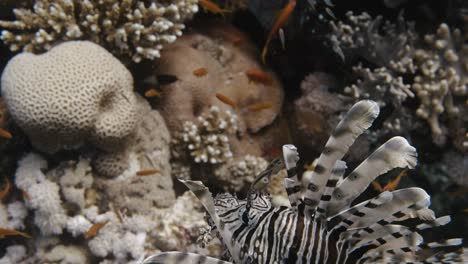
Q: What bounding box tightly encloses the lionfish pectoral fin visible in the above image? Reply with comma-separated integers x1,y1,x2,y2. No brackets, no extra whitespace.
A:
301,100,380,215
282,144,302,207
142,252,233,264
327,136,417,216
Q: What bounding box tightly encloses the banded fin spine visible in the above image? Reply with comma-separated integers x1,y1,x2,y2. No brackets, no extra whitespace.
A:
142,252,233,264
327,136,417,216
301,100,379,214
282,144,301,207
316,160,347,218
178,179,242,263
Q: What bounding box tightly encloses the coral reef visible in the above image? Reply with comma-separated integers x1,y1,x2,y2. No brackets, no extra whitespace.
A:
330,12,467,150
0,0,199,62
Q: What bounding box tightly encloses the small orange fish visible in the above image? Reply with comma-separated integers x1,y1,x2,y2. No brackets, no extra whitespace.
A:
84,221,108,239
463,209,468,213
303,162,315,171
247,102,273,111
261,0,296,64
145,89,161,98
246,69,273,86
136,169,160,176
0,128,12,139
373,168,409,192
382,168,408,192
262,146,282,160
193,68,208,77
0,179,11,201
371,181,383,192
215,93,238,109
199,0,231,16
232,37,244,46
0,228,31,239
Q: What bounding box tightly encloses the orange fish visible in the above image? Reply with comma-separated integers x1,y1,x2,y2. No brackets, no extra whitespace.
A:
0,228,31,239
463,209,468,213
246,69,273,85
247,102,273,111
0,128,12,139
262,146,282,160
303,162,315,171
232,37,244,46
199,0,231,16
215,93,238,109
193,68,208,77
136,169,160,176
382,168,408,191
145,89,161,98
371,181,383,192
84,221,108,239
261,0,296,64
0,179,11,201
373,168,409,192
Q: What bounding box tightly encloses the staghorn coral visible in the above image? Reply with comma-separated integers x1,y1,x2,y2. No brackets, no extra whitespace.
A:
213,155,268,192
172,105,238,165
412,23,467,146
0,0,199,62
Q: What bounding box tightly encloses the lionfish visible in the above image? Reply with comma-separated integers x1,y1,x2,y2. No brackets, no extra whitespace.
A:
143,101,466,263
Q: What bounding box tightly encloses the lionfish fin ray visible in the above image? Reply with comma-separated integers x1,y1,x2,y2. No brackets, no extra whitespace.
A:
301,100,379,213
142,252,232,264
327,136,417,215
178,179,242,263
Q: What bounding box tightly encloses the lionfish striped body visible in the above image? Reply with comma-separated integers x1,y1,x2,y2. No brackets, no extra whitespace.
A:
144,101,465,264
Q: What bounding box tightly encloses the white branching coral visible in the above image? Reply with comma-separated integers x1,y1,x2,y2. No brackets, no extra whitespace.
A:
150,191,209,251
412,23,467,145
15,153,68,236
0,0,199,62
329,11,416,68
331,12,467,148
173,106,239,164
344,65,415,107
213,155,268,192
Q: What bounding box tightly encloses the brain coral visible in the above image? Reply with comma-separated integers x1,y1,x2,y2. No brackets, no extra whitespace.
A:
1,41,138,155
